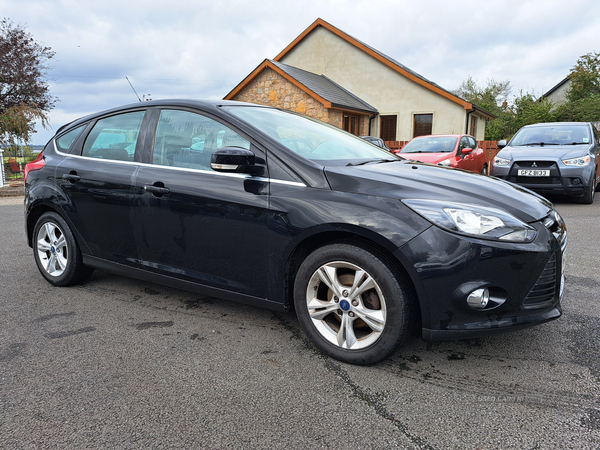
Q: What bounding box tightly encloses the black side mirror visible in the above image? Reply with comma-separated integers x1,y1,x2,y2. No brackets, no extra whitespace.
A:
497,140,507,149
211,147,258,174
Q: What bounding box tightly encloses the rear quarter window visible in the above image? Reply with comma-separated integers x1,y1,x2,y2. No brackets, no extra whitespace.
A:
56,125,86,153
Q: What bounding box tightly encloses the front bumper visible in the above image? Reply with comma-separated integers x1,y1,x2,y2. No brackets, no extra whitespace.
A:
492,159,593,196
396,210,566,341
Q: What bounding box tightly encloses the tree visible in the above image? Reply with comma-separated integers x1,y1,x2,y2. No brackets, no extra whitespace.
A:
549,51,600,123
0,18,56,145
454,76,511,111
510,91,556,131
566,52,600,102
454,77,512,140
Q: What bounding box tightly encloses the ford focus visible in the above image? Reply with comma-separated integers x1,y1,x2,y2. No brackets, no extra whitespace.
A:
25,100,567,365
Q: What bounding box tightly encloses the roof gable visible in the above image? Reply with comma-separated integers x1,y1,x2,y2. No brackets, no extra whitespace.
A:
541,76,571,99
274,18,473,110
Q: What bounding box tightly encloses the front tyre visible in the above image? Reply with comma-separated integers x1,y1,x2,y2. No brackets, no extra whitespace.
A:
33,212,93,286
575,174,595,204
294,244,411,365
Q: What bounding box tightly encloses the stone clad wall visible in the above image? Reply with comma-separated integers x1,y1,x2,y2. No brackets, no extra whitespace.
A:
232,68,343,129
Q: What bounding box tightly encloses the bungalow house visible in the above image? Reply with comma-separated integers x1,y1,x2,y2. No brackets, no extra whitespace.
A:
225,18,494,144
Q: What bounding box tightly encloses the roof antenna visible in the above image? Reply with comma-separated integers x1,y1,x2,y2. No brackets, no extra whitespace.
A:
126,76,142,102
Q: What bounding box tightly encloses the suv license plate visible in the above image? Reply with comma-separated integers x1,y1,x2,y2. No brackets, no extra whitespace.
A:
518,169,550,177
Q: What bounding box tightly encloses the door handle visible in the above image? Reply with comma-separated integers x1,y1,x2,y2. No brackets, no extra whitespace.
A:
144,183,170,196
62,173,81,183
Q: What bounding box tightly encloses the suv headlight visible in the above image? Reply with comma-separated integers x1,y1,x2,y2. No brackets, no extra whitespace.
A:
403,199,537,242
494,156,510,166
562,155,590,166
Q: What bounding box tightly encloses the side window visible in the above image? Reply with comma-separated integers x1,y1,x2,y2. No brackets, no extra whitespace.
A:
468,137,477,149
153,110,250,170
56,125,86,153
82,111,145,161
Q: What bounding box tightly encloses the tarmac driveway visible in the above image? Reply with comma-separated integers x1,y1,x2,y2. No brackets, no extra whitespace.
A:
1,195,599,449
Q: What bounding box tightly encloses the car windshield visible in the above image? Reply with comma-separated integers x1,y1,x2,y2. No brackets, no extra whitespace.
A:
226,106,399,166
399,136,457,153
511,125,591,146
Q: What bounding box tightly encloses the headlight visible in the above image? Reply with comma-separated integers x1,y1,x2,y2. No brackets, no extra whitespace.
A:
438,159,452,167
403,199,537,242
562,155,590,166
494,156,510,166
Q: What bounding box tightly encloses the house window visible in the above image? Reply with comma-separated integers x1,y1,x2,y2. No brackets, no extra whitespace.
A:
470,116,478,137
413,114,433,137
380,115,397,141
343,114,360,135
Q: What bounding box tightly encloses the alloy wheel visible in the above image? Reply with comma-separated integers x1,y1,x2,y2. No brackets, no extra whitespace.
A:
305,261,387,350
36,221,68,277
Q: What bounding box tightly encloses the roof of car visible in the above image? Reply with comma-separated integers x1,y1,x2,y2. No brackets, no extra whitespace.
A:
524,122,590,128
55,99,270,135
411,134,466,138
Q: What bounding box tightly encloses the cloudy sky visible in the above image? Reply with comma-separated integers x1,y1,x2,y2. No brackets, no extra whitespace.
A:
4,0,600,144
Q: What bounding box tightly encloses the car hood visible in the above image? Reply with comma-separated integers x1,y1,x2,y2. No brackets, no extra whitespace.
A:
324,160,553,223
397,152,451,164
498,144,591,160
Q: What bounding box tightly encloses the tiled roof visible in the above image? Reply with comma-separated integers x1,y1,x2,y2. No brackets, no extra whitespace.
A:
269,60,377,114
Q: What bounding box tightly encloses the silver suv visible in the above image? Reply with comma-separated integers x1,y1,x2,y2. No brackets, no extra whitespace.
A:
491,122,600,204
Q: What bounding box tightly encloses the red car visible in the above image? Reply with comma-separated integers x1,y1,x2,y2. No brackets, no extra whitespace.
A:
395,134,488,174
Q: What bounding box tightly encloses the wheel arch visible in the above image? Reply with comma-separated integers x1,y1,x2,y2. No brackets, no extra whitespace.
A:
26,202,62,248
26,201,90,255
283,230,421,330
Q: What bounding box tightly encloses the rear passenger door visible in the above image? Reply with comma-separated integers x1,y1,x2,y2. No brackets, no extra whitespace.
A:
56,110,147,263
133,108,270,298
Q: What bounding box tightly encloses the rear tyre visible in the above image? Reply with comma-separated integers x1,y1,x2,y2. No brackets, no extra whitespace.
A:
294,243,412,365
481,164,488,175
33,212,94,286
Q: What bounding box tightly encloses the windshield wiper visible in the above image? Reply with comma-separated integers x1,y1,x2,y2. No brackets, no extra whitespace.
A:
522,142,558,146
347,159,397,166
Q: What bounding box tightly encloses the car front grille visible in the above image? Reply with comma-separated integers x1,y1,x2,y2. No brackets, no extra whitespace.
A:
516,161,555,168
508,161,561,185
522,252,557,309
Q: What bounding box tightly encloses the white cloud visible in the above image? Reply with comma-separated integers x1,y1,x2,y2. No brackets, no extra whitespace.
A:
4,0,599,143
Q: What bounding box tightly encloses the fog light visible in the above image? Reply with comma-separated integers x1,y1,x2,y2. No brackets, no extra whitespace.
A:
467,288,490,309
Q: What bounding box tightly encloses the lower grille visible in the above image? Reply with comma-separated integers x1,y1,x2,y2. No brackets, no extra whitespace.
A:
522,253,557,309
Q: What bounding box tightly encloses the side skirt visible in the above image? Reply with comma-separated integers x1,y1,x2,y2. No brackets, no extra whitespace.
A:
82,255,288,312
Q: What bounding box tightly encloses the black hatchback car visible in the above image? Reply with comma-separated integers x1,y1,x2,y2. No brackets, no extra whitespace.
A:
25,100,567,365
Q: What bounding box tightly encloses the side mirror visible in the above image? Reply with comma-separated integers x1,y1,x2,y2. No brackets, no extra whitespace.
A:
211,147,257,174
461,147,473,155
497,140,507,149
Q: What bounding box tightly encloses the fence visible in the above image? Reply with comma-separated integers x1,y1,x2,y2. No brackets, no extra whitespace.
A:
2,157,31,182
385,140,502,172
